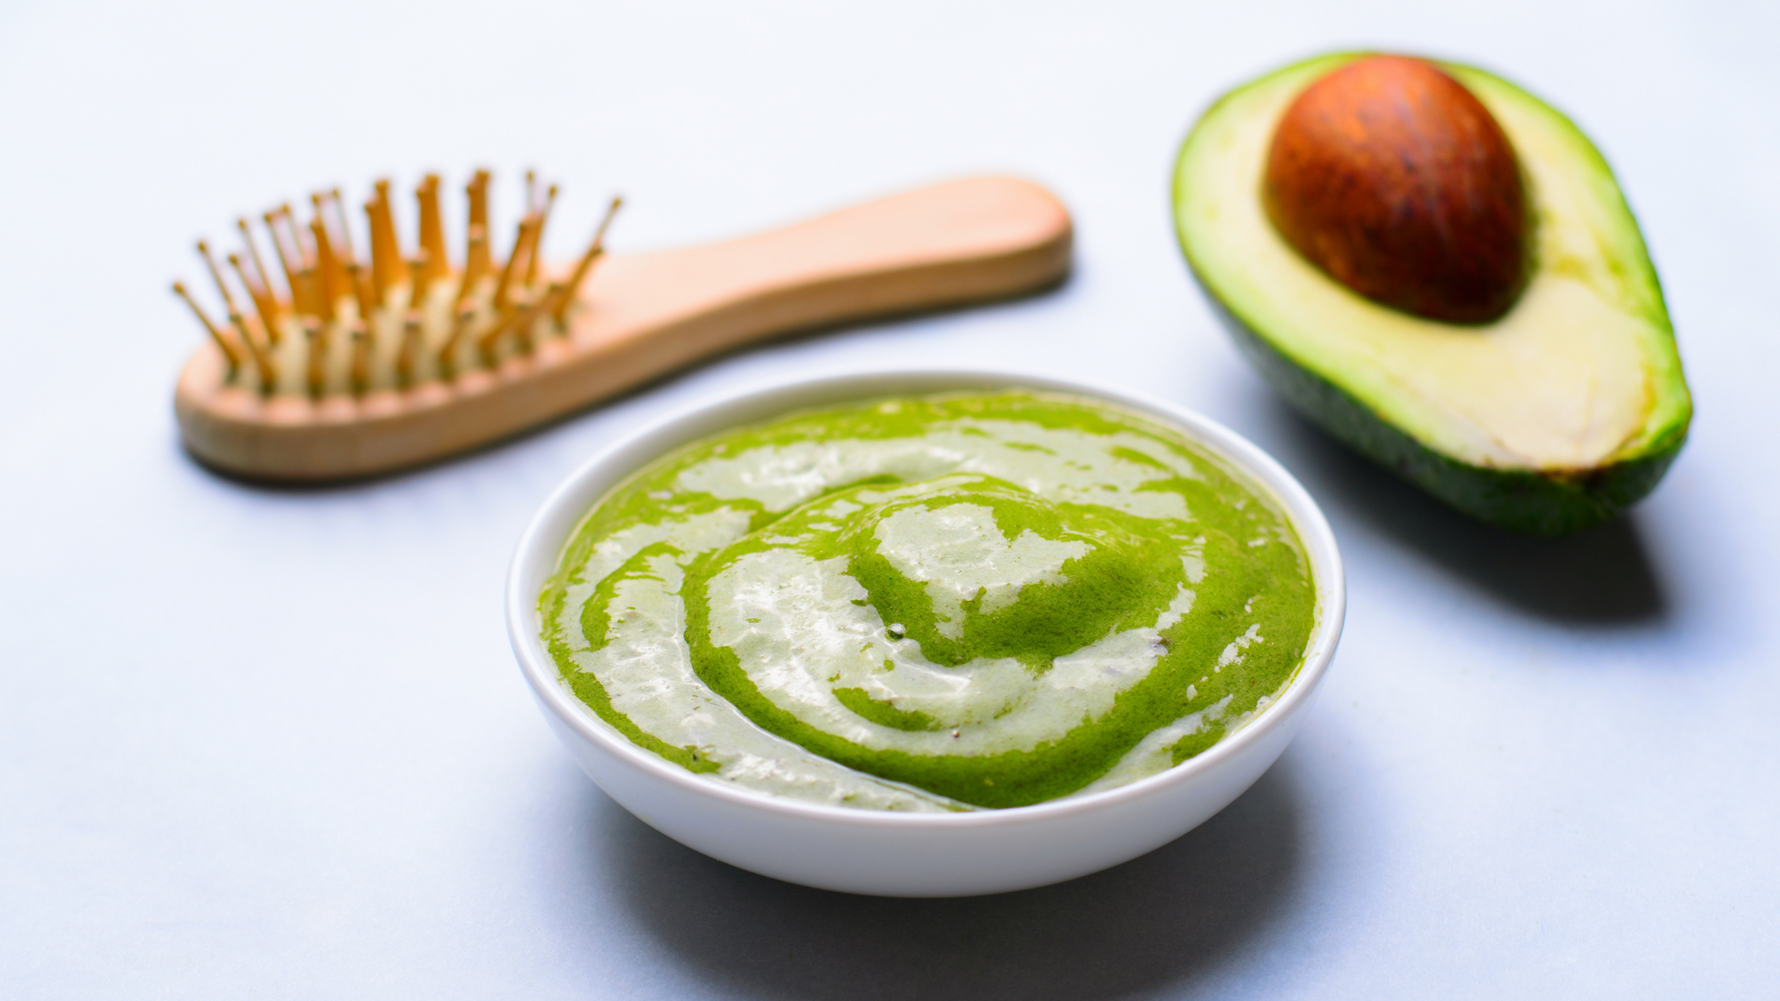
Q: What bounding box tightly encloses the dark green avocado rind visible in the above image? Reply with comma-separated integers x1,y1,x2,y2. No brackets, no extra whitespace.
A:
1202,287,1684,536
1173,53,1691,536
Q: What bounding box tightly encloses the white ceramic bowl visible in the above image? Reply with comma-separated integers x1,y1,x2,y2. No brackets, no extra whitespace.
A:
507,369,1344,897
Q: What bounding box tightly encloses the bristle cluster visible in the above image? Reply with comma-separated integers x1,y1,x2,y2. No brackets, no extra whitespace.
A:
173,171,621,397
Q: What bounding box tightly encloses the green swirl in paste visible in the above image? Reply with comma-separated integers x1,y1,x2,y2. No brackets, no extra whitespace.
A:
539,391,1315,811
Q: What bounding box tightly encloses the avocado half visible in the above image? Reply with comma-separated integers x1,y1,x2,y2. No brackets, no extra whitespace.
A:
1173,53,1691,536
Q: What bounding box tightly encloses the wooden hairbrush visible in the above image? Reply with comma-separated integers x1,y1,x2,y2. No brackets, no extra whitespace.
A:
171,172,1072,481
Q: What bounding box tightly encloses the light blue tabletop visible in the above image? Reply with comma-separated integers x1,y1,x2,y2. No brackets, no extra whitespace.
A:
2,1,1774,997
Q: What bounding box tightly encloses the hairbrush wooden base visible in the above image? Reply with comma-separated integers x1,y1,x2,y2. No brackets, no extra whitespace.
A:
174,175,1071,481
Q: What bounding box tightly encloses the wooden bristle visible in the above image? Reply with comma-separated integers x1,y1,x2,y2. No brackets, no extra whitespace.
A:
284,204,316,266
238,325,279,391
417,175,447,285
348,261,376,321
368,180,405,299
463,171,493,286
351,327,371,395
553,197,623,323
525,184,559,287
227,252,281,346
456,225,487,306
198,241,243,318
467,170,491,229
309,218,343,323
311,194,335,258
264,208,305,315
237,218,285,318
361,201,386,309
328,188,356,262
173,281,242,371
311,193,351,268
305,319,328,399
492,215,537,313
408,249,431,308
347,266,373,397
397,315,422,387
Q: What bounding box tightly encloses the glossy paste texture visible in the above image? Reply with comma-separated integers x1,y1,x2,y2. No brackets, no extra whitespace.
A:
539,391,1315,810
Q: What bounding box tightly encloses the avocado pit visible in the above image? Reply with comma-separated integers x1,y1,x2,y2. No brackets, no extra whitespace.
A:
1263,55,1528,324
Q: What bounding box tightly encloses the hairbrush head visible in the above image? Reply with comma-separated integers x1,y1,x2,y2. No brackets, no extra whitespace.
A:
174,170,619,399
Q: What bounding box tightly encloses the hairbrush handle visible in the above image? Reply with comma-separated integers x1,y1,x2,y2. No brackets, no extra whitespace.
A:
175,175,1072,481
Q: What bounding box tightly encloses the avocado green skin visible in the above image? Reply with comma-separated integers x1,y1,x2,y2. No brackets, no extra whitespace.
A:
1174,54,1690,536
1202,288,1684,536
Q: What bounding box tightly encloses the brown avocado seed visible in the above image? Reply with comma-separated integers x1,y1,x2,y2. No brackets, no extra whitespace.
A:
1263,55,1529,324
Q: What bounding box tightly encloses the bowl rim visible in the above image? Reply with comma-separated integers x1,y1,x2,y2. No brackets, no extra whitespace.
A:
506,367,1345,828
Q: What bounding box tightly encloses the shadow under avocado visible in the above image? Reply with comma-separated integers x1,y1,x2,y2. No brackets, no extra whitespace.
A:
574,756,1304,1001
1256,398,1669,626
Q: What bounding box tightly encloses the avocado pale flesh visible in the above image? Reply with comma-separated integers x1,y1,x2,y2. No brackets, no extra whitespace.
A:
1174,53,1691,535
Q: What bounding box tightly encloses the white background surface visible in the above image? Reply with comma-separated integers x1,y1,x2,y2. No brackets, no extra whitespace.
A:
2,1,1775,997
